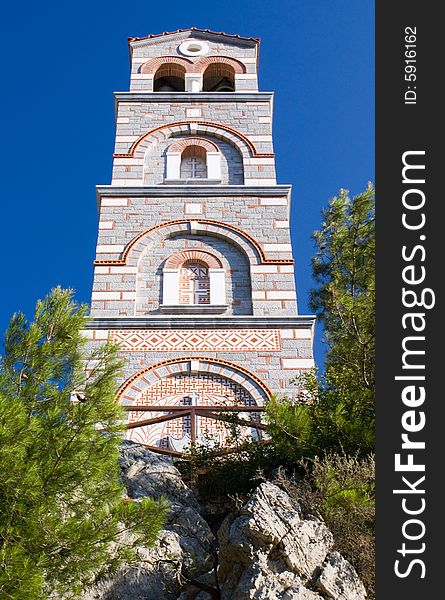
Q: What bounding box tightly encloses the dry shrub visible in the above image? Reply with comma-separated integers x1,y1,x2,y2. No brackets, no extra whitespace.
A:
274,453,375,600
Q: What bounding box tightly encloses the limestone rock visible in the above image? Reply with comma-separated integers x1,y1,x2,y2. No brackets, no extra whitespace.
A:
120,441,198,510
217,482,364,600
83,446,367,600
82,528,183,600
316,551,367,600
83,442,215,600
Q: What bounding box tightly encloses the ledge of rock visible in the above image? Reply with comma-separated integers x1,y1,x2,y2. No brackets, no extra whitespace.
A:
83,442,367,600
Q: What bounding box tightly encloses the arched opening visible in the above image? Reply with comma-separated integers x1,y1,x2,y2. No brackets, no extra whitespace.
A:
122,369,265,453
180,145,207,179
153,63,186,92
178,260,210,305
202,63,235,92
160,249,226,312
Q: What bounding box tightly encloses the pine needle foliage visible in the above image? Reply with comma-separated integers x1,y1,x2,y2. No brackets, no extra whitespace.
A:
0,288,167,599
311,184,375,404
308,184,375,452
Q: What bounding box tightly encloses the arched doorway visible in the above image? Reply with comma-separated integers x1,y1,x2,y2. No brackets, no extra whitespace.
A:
121,367,268,455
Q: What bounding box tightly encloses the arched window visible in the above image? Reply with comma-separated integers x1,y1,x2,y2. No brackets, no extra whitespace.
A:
153,63,186,92
179,260,210,305
165,138,222,182
180,145,207,179
202,63,235,92
161,250,226,312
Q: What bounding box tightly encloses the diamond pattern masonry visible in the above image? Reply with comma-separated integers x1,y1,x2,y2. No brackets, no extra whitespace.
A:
110,329,282,352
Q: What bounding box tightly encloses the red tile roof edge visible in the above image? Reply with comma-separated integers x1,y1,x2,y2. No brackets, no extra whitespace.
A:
128,28,260,45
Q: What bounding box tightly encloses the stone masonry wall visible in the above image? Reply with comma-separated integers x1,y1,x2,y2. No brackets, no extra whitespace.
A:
141,134,244,185
91,193,296,317
133,234,252,315
112,98,275,185
85,326,314,399
86,30,315,433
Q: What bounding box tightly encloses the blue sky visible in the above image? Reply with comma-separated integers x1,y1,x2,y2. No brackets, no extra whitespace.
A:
0,0,374,366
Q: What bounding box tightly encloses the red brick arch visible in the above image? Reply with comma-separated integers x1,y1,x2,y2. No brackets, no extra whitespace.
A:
93,218,294,267
193,56,246,74
117,356,272,406
140,56,193,74
164,249,222,269
114,121,272,159
167,137,220,154
139,55,247,75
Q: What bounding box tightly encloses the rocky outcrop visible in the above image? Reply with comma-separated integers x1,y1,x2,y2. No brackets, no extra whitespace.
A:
217,482,366,600
83,443,366,600
82,442,216,600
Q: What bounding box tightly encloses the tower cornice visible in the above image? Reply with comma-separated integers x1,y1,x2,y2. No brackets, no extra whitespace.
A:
114,92,273,105
96,185,293,219
86,315,316,331
128,28,260,47
96,184,291,200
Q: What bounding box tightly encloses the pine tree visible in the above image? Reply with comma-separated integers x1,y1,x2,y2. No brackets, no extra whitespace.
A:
264,185,375,456
0,288,167,599
311,183,375,401
308,184,375,453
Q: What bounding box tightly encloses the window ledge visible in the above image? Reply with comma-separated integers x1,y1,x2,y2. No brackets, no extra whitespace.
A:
163,178,222,185
159,304,228,314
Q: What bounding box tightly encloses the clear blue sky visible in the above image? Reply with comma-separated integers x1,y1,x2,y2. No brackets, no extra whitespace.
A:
0,0,374,366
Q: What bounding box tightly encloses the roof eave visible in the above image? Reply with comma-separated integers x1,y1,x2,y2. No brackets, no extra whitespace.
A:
128,27,260,47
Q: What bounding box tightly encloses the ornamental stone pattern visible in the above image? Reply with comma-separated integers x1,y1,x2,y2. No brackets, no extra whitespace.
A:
110,329,282,352
126,373,257,448
86,29,316,451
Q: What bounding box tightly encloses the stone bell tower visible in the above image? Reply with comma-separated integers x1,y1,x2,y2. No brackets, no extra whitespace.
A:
86,28,315,454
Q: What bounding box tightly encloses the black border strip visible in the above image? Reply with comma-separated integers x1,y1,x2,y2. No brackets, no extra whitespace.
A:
376,3,442,597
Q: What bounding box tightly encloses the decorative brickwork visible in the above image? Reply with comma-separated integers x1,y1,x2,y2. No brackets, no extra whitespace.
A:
164,249,222,269
87,29,315,454
126,372,258,449
93,218,293,267
140,56,193,74
118,357,272,406
195,55,246,74
139,54,246,76
110,329,281,352
114,121,273,159
167,136,220,153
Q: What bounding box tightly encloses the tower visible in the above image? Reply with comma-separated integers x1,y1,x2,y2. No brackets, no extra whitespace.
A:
86,28,315,454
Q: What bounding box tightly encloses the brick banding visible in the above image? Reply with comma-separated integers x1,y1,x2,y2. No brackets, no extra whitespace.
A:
165,249,222,269
93,218,294,266
167,137,219,154
113,121,274,159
